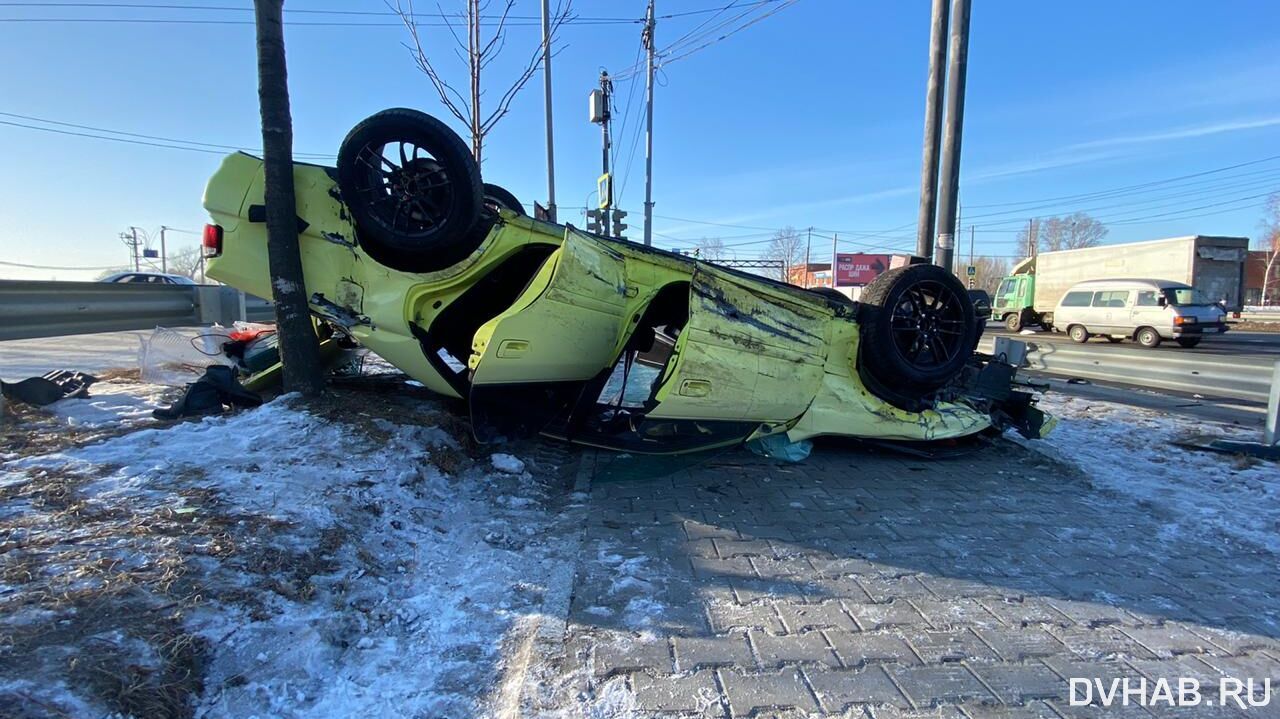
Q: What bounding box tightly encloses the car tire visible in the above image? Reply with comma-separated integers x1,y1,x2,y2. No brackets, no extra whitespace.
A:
1068,325,1090,343
857,263,976,401
1175,337,1201,348
337,108,484,273
483,183,525,215
809,287,855,306
1137,327,1162,348
1004,312,1023,332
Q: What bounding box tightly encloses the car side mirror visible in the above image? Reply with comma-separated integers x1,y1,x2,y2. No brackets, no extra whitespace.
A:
1157,296,1167,307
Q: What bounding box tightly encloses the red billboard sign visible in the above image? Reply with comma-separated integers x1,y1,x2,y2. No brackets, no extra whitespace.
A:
834,253,890,286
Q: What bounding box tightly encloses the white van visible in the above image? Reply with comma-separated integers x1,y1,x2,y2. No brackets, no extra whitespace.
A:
1052,278,1228,348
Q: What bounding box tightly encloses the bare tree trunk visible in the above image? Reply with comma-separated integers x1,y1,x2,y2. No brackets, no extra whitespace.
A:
469,0,483,166
254,0,325,397
1264,253,1278,306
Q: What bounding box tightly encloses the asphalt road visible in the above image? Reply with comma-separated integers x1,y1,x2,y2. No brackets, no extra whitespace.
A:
987,326,1280,359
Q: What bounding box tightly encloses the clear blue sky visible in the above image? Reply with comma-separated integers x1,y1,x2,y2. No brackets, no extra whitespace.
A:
1,0,1278,280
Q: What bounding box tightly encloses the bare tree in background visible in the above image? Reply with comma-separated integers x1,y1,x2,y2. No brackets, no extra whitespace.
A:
166,246,203,280
255,0,324,396
1037,212,1108,252
1259,192,1280,306
763,226,805,281
391,0,574,167
967,255,1010,295
698,237,727,262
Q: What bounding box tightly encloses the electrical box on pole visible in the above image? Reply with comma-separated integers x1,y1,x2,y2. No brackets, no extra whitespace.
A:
588,89,608,124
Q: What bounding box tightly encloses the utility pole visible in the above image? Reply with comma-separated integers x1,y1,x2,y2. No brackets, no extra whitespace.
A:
588,70,614,237
540,0,557,223
642,0,656,246
915,0,950,260
122,227,142,271
802,226,812,287
159,226,169,273
968,225,975,289
934,0,971,273
831,233,839,289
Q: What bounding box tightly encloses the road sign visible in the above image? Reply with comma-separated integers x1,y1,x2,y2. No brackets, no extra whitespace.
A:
597,174,612,209
966,265,976,276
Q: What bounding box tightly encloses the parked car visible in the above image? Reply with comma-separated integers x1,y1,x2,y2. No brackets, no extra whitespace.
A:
201,108,1052,453
100,271,196,285
1052,278,1229,348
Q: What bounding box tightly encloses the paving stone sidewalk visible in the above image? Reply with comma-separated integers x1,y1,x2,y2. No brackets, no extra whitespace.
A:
552,438,1280,718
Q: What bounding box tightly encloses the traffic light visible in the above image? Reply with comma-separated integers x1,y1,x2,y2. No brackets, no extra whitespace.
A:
586,209,602,234
611,209,627,239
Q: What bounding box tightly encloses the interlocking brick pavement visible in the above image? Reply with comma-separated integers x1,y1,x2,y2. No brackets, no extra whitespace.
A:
554,439,1280,717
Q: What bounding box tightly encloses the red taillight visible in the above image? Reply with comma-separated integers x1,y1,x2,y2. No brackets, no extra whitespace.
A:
202,223,223,258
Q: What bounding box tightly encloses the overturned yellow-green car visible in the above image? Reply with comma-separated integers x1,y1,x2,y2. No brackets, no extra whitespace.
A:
202,108,1052,454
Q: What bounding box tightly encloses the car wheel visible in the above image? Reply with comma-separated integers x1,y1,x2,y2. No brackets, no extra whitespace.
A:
337,108,483,273
1106,336,1123,343
1068,325,1089,343
857,263,976,400
483,183,525,215
1004,312,1022,332
1175,337,1201,348
1137,327,1162,348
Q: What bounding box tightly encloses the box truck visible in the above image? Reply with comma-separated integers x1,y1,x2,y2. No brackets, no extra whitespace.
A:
992,235,1248,331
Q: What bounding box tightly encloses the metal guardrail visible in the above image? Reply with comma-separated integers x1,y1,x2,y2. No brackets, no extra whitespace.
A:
0,280,274,341
978,336,1274,403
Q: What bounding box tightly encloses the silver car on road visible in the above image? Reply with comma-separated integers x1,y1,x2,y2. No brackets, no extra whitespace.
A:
1053,278,1228,348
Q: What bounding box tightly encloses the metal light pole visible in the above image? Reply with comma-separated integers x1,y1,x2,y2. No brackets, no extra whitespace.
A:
540,0,557,222
915,0,950,260
159,226,168,273
642,0,656,246
934,0,971,273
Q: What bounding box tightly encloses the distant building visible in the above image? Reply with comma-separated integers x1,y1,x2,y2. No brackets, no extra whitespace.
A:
786,262,833,288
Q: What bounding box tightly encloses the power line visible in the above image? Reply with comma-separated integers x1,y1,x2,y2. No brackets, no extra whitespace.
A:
660,0,797,68
0,1,642,22
0,259,122,270
963,154,1280,211
969,172,1280,228
0,112,333,158
0,110,331,159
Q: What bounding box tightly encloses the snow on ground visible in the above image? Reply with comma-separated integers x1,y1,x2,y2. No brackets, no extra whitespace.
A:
0,386,580,718
1030,392,1279,553
44,378,172,429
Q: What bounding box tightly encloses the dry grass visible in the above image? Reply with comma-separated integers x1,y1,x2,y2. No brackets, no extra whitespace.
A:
0,374,483,716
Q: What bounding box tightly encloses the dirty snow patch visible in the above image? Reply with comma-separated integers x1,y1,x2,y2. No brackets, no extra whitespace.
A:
1,393,577,718
1030,393,1279,553
491,453,526,475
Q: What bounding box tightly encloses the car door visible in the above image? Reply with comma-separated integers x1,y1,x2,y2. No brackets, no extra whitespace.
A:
646,266,828,423
469,229,629,386
1131,288,1164,334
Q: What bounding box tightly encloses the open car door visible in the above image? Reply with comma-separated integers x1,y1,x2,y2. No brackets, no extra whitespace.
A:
647,267,829,423
467,229,631,439
544,266,833,454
